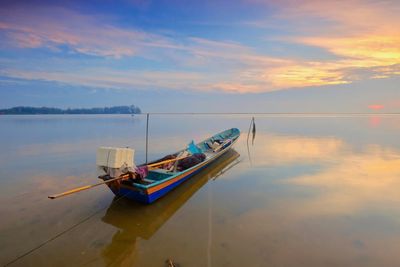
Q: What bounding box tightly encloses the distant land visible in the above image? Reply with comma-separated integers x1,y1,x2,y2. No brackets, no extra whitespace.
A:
0,105,141,115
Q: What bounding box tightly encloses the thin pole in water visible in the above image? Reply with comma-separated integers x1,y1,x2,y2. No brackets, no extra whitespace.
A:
246,117,256,166
145,113,149,164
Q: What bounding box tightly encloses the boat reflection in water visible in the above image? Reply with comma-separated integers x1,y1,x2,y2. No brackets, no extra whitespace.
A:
101,149,240,266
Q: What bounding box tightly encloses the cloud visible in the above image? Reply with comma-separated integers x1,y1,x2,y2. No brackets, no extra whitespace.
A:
0,7,297,93
0,1,399,94
230,0,400,91
0,7,259,63
245,0,400,88
0,68,206,92
0,6,179,58
368,104,384,110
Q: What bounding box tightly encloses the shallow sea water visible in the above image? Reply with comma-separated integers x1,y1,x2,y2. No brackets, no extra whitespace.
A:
1,114,400,266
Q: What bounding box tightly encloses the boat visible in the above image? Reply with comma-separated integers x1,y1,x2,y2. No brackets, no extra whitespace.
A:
101,149,240,265
99,128,240,204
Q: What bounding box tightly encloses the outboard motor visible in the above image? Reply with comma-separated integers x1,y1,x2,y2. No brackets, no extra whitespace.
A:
96,147,135,178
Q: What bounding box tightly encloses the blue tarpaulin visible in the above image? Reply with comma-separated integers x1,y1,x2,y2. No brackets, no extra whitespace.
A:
187,140,201,154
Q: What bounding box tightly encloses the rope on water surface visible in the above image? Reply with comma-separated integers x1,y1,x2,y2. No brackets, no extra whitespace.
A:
4,193,128,267
207,183,213,267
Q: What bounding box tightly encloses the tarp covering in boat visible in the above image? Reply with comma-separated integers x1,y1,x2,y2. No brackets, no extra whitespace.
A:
176,153,206,171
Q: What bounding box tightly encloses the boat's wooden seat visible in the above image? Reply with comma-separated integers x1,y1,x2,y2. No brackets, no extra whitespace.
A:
203,151,215,159
147,169,175,181
151,168,171,174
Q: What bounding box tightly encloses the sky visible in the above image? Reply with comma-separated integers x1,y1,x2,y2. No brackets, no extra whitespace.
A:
0,0,399,112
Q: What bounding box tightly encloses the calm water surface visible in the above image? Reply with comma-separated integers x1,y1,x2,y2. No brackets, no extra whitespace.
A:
1,114,400,266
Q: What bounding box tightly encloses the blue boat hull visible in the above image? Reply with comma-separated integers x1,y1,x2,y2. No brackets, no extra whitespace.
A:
117,148,231,203
106,128,240,204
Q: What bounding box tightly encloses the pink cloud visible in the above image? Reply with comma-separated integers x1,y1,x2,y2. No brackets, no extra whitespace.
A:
0,7,175,58
368,104,384,110
255,0,400,35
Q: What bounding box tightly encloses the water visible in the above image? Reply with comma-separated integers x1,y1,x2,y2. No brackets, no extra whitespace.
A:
1,114,400,266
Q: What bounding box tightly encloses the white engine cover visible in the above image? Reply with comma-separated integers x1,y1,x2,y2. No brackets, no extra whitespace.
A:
96,147,135,168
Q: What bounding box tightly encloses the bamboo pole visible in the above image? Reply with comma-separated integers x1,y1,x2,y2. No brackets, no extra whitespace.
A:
147,155,190,169
48,156,189,199
48,174,129,199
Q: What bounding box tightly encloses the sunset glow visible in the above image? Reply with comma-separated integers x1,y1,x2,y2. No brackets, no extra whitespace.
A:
0,0,399,111
368,104,385,110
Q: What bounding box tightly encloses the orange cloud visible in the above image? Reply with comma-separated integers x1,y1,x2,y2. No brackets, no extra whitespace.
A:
192,0,400,92
293,35,400,70
245,0,400,90
264,63,349,88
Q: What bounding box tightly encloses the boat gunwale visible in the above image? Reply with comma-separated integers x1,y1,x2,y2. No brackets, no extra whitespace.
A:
133,128,240,190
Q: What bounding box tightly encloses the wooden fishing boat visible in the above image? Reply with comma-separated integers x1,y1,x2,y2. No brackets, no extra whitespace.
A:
100,149,240,265
101,128,240,204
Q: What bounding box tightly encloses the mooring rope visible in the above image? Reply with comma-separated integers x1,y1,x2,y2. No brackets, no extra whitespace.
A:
4,193,128,266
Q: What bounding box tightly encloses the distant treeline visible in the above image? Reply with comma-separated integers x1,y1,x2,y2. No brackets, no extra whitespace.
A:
0,105,141,115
